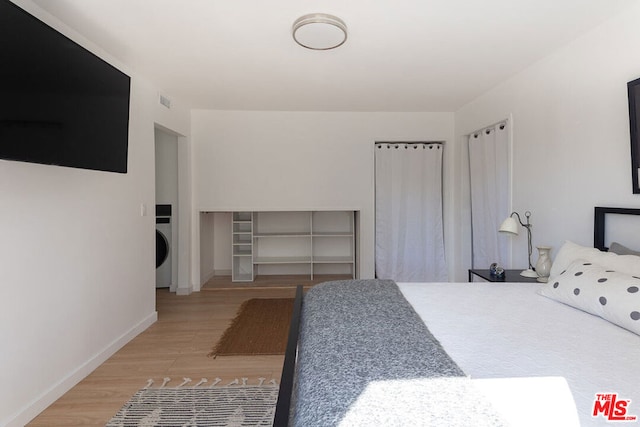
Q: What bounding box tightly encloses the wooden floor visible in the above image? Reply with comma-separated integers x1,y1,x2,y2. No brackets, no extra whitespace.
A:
27,278,312,426
202,274,351,290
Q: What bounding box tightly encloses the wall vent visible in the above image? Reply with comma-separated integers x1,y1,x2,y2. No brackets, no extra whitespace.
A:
159,94,172,109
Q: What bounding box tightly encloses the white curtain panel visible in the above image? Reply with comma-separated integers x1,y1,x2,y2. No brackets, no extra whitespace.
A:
375,143,447,282
468,123,510,269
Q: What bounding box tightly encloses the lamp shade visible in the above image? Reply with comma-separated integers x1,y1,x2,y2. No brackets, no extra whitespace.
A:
499,216,519,235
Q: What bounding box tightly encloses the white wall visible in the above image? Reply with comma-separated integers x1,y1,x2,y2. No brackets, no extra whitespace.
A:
0,1,190,425
155,130,179,207
199,211,233,285
199,212,215,282
454,2,640,279
155,128,179,288
191,111,456,282
213,212,232,274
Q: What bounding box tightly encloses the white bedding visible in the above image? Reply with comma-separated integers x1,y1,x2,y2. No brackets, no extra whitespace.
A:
398,282,640,427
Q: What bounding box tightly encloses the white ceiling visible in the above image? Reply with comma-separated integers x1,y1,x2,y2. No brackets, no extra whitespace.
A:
32,0,635,112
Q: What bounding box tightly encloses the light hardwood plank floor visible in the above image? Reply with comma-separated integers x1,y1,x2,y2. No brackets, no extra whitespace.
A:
27,284,300,426
202,274,351,290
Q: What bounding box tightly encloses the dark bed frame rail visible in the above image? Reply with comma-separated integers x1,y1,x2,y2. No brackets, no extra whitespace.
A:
273,285,303,427
594,206,640,251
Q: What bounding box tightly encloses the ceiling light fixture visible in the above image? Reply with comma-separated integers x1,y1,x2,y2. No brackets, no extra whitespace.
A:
292,13,347,50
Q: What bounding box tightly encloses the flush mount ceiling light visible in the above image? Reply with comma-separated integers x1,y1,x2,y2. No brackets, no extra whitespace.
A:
292,13,347,50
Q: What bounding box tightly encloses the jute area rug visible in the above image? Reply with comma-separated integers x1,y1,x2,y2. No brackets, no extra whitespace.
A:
106,378,278,426
209,298,294,358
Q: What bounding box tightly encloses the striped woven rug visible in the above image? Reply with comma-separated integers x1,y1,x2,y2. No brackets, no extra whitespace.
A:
106,378,278,426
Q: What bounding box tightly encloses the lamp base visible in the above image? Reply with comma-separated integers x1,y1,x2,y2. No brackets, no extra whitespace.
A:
520,268,538,278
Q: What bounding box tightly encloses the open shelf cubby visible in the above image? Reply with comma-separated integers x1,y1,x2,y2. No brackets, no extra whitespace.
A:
231,210,356,282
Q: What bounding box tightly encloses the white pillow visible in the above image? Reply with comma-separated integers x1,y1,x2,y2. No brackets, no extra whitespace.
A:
539,259,640,336
550,241,640,278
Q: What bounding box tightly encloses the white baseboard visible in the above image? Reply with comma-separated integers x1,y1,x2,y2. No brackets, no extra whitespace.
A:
4,311,158,427
176,285,193,295
200,269,216,285
199,269,230,287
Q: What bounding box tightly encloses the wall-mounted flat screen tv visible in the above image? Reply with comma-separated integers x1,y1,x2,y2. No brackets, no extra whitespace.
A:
0,0,130,173
628,77,640,194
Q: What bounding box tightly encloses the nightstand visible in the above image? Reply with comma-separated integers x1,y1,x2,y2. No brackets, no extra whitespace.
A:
468,269,539,283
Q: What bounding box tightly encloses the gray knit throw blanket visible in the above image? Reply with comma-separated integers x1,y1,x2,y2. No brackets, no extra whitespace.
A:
292,280,507,427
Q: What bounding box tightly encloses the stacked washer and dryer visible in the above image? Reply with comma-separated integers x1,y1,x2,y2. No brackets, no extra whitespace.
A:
155,204,172,288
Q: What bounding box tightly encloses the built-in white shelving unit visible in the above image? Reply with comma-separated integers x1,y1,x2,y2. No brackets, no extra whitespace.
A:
310,210,355,278
231,211,255,281
231,210,356,282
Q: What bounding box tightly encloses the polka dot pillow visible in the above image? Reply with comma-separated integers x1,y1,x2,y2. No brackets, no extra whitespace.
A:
539,259,640,336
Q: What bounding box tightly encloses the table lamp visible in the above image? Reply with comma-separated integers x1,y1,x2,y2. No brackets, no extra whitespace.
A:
499,211,538,278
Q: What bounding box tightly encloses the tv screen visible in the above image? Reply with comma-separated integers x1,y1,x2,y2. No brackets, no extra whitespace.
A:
628,77,640,194
0,0,130,173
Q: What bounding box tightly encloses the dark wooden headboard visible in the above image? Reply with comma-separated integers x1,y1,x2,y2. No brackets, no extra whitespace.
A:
594,207,640,251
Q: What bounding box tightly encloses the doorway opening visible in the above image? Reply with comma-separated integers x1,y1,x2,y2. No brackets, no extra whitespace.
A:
155,127,179,290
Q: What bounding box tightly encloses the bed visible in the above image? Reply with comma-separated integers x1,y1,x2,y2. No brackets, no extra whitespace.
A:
274,207,640,426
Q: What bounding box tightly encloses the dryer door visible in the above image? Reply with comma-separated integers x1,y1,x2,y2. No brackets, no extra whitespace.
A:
156,229,169,268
